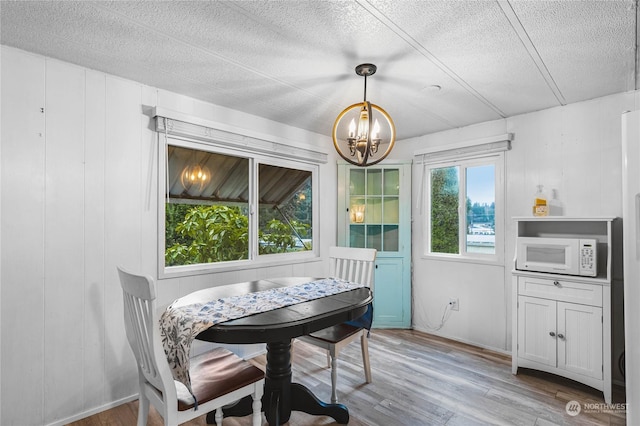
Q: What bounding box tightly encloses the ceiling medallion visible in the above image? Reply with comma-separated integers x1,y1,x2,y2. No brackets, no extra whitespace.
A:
332,63,396,167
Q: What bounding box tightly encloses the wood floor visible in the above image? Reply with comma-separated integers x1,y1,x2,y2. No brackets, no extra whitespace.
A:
69,329,626,426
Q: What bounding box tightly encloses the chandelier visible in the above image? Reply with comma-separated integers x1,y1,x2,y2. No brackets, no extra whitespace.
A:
180,163,211,193
332,63,396,167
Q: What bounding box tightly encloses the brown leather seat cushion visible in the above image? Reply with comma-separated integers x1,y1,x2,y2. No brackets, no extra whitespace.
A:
307,323,362,344
176,347,264,411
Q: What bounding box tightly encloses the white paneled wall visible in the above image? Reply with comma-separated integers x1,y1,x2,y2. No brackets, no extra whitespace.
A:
2,45,47,425
0,46,334,426
44,57,86,422
83,69,107,413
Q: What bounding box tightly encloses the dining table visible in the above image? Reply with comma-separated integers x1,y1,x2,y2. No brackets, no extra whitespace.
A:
166,276,373,426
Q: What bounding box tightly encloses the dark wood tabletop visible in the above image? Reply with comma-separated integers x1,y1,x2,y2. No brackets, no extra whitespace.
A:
175,276,372,426
177,276,372,344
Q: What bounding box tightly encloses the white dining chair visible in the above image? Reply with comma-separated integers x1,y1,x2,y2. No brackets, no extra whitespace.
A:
117,266,264,426
297,246,377,403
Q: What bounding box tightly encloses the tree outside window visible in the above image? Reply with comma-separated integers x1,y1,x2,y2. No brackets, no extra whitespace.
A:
430,166,460,254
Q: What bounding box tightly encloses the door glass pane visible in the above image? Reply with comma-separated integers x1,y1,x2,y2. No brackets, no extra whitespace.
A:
383,197,399,223
367,169,382,195
430,166,459,254
367,197,382,223
350,196,366,223
384,169,399,195
350,169,365,195
367,225,382,251
350,224,365,247
465,165,495,254
383,225,399,251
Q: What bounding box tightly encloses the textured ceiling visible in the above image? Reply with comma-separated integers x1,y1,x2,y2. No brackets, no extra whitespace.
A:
1,1,637,140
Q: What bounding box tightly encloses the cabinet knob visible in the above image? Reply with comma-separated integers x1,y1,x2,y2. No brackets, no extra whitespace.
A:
557,333,565,339
549,331,556,337
553,281,560,287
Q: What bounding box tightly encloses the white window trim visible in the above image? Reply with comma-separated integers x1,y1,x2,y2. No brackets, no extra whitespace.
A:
415,134,511,266
414,133,512,160
154,107,328,164
155,111,322,279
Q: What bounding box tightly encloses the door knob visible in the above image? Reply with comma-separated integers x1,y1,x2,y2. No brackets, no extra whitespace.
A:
549,331,556,337
557,333,565,339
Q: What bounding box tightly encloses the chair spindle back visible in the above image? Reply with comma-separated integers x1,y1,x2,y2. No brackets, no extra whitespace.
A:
329,246,376,288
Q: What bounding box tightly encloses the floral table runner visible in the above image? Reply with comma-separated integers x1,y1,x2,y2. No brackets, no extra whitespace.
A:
159,277,367,407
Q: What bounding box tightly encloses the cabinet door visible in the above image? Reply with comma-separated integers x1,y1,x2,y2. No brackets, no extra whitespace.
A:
372,258,407,327
518,296,557,367
557,301,603,379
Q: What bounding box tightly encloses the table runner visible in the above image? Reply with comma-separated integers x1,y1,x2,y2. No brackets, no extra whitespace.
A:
159,277,367,407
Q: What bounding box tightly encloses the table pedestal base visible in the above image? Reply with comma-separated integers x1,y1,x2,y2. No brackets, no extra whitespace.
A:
206,340,349,426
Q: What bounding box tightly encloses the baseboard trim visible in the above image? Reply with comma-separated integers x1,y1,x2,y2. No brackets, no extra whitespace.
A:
411,326,511,356
45,394,138,426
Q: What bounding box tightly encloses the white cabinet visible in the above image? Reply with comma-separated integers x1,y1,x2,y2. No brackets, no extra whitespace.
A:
512,217,615,404
517,281,603,380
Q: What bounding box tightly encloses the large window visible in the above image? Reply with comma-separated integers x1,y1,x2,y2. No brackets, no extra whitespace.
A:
425,155,503,260
162,138,316,275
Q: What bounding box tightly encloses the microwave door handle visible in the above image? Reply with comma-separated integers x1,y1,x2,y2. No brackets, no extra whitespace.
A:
636,193,640,261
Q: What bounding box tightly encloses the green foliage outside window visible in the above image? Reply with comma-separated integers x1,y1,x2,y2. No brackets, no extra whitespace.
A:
430,167,460,254
165,204,310,266
165,205,249,266
259,218,309,254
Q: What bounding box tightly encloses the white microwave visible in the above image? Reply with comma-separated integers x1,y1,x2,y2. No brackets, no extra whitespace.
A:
516,237,597,277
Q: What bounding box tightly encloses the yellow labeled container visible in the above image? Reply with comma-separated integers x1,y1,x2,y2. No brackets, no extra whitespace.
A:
533,185,549,216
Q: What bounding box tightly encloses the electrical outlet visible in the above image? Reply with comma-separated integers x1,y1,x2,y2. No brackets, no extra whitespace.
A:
449,298,459,311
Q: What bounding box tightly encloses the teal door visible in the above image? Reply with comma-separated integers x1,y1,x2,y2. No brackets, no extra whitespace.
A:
337,162,411,328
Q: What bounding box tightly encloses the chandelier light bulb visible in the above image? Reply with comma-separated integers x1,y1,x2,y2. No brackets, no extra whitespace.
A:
372,119,380,140
348,119,356,138
357,106,369,139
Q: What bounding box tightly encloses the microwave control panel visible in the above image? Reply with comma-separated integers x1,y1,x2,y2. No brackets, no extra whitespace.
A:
579,239,597,276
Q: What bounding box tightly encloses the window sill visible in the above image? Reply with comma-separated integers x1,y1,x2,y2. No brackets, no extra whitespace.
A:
160,251,322,279
420,253,505,267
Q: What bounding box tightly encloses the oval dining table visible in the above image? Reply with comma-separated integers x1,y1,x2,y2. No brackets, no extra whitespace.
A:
169,276,373,426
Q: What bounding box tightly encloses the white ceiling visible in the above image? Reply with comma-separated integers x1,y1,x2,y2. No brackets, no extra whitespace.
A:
1,1,638,140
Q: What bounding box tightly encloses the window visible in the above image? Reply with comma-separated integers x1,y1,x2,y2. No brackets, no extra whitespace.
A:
258,163,312,254
348,167,400,252
161,138,316,275
425,155,503,260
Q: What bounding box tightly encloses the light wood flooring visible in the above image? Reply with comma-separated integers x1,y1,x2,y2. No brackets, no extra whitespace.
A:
69,329,626,425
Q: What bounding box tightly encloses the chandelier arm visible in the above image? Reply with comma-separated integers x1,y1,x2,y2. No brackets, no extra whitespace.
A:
361,101,372,165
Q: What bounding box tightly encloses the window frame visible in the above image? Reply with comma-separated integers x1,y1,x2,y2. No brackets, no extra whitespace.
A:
423,152,504,265
254,156,316,260
158,134,320,279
